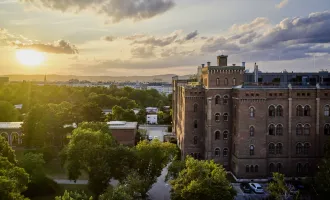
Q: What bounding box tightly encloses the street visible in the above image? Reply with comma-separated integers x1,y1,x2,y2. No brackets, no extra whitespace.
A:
139,125,170,142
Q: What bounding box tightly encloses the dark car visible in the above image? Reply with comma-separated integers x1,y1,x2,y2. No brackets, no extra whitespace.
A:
240,183,252,193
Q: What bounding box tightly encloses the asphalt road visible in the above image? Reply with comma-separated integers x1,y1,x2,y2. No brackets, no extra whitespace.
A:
139,125,170,142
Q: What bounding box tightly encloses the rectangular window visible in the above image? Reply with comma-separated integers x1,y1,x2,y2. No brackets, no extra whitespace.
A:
297,93,301,96
269,93,273,96
307,93,311,97
279,93,283,96
302,93,306,96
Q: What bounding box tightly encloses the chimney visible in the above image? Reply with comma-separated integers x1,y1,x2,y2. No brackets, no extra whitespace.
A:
202,64,205,68
242,62,246,67
217,55,228,66
207,62,211,67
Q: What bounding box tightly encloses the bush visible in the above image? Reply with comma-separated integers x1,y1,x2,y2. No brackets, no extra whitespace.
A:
41,145,58,163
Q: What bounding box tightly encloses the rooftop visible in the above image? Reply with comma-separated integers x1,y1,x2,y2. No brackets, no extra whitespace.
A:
0,122,23,129
107,121,138,130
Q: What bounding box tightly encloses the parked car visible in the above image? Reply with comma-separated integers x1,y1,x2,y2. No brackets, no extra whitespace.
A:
240,183,252,193
148,135,153,141
249,183,264,194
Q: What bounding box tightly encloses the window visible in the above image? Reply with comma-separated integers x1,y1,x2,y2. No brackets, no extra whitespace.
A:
297,93,301,96
304,105,311,116
223,148,228,157
250,165,254,173
249,126,255,136
214,148,220,157
325,124,330,135
279,93,283,96
277,163,282,173
302,93,306,96
223,131,228,140
193,136,198,145
256,93,259,97
223,113,229,121
216,78,220,86
325,105,330,116
194,104,198,112
255,165,259,172
296,124,303,135
250,107,255,118
269,143,275,154
276,143,283,155
307,93,311,97
224,78,228,86
296,143,303,154
246,165,250,172
194,120,198,129
269,124,275,135
269,105,276,117
215,96,221,105
269,163,275,173
215,113,220,122
223,95,229,105
269,93,273,97
304,143,310,155
304,163,310,173
250,145,255,155
215,131,220,140
296,105,303,116
233,78,236,86
304,124,311,135
276,105,283,117
297,163,302,173
276,124,283,136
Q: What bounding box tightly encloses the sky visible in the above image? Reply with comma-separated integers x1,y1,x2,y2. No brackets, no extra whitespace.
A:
0,0,330,76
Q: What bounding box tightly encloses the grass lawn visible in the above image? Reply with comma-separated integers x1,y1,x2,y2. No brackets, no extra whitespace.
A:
31,184,91,200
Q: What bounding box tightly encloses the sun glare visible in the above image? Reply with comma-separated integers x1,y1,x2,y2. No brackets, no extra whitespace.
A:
16,49,45,66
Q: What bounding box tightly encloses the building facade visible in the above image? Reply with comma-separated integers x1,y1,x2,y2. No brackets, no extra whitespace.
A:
0,122,23,146
172,55,330,179
108,121,138,146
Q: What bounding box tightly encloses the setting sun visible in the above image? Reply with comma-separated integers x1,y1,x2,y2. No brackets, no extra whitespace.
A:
16,49,45,66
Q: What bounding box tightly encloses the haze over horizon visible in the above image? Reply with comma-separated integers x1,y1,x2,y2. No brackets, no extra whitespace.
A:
1,0,330,76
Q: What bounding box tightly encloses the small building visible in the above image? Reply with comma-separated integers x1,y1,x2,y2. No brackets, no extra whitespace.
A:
107,121,138,146
146,107,158,114
14,104,23,110
0,122,23,146
102,109,112,115
147,114,158,124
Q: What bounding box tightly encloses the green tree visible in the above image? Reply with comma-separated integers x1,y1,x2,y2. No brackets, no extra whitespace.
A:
165,160,185,181
0,136,17,164
157,111,165,124
136,109,146,124
19,153,45,180
0,101,20,122
170,157,236,200
268,172,292,200
99,186,133,200
55,190,92,200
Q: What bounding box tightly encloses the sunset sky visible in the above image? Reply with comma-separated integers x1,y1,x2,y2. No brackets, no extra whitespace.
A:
1,0,330,76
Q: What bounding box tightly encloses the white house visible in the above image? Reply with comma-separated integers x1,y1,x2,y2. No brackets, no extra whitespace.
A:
146,114,157,124
146,107,158,114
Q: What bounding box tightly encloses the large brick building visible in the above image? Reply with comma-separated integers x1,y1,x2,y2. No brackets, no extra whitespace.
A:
172,55,330,179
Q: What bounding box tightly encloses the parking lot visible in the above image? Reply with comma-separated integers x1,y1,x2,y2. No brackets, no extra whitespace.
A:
233,183,270,200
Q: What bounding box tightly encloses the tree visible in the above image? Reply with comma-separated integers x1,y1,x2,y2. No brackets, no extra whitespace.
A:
268,172,293,200
315,142,330,198
170,157,236,200
136,109,146,124
0,101,20,122
19,153,45,180
165,160,185,181
99,186,133,200
0,136,17,164
55,190,92,200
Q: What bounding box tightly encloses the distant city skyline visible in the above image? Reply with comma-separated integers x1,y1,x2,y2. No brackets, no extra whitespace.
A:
0,0,330,76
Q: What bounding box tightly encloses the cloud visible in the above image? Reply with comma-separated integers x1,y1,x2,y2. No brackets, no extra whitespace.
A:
101,36,117,42
185,30,198,41
131,45,155,58
160,47,195,58
20,0,175,23
131,30,180,47
201,37,240,54
230,17,269,33
276,0,289,9
18,40,79,54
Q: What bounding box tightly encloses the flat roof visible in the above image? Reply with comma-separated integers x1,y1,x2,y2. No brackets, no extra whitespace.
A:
107,121,138,130
0,122,23,129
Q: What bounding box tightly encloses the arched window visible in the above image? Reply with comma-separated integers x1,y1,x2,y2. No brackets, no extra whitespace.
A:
224,78,228,86
324,124,330,135
324,144,330,155
233,78,236,86
276,143,283,155
246,165,250,172
223,148,228,157
304,163,310,173
215,96,221,105
214,148,220,157
255,165,259,172
250,165,254,173
325,105,330,116
296,124,303,135
276,124,283,136
276,105,283,117
277,163,282,173
304,105,311,116
215,131,220,140
296,105,303,116
304,143,310,155
223,95,229,105
193,136,198,145
194,120,198,129
11,132,19,146
269,143,275,154
216,78,220,86
269,105,276,117
297,163,302,173
194,104,198,112
249,126,255,136
304,124,311,135
269,124,275,135
269,163,275,173
250,145,255,155
215,113,220,122
223,131,228,140
296,143,303,154
249,107,255,118
223,113,229,121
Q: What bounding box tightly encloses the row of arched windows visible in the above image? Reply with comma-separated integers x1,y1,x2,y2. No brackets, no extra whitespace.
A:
269,143,283,155
190,152,201,160
268,105,283,117
214,148,229,157
296,124,311,135
246,165,258,173
296,105,311,116
297,163,310,174
1,132,21,146
325,124,330,135
296,143,310,155
215,113,229,122
215,130,229,140
215,95,229,105
269,163,283,173
216,78,236,86
268,124,283,136
325,105,330,116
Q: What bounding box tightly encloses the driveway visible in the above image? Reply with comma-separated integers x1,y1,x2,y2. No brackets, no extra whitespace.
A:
139,125,170,142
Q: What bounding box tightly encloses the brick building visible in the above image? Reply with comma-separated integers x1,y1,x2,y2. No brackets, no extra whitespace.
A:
172,55,330,179
108,121,138,146
0,122,23,146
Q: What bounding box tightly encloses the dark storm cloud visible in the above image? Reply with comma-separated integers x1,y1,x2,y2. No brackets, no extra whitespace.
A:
18,40,79,54
20,0,175,23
